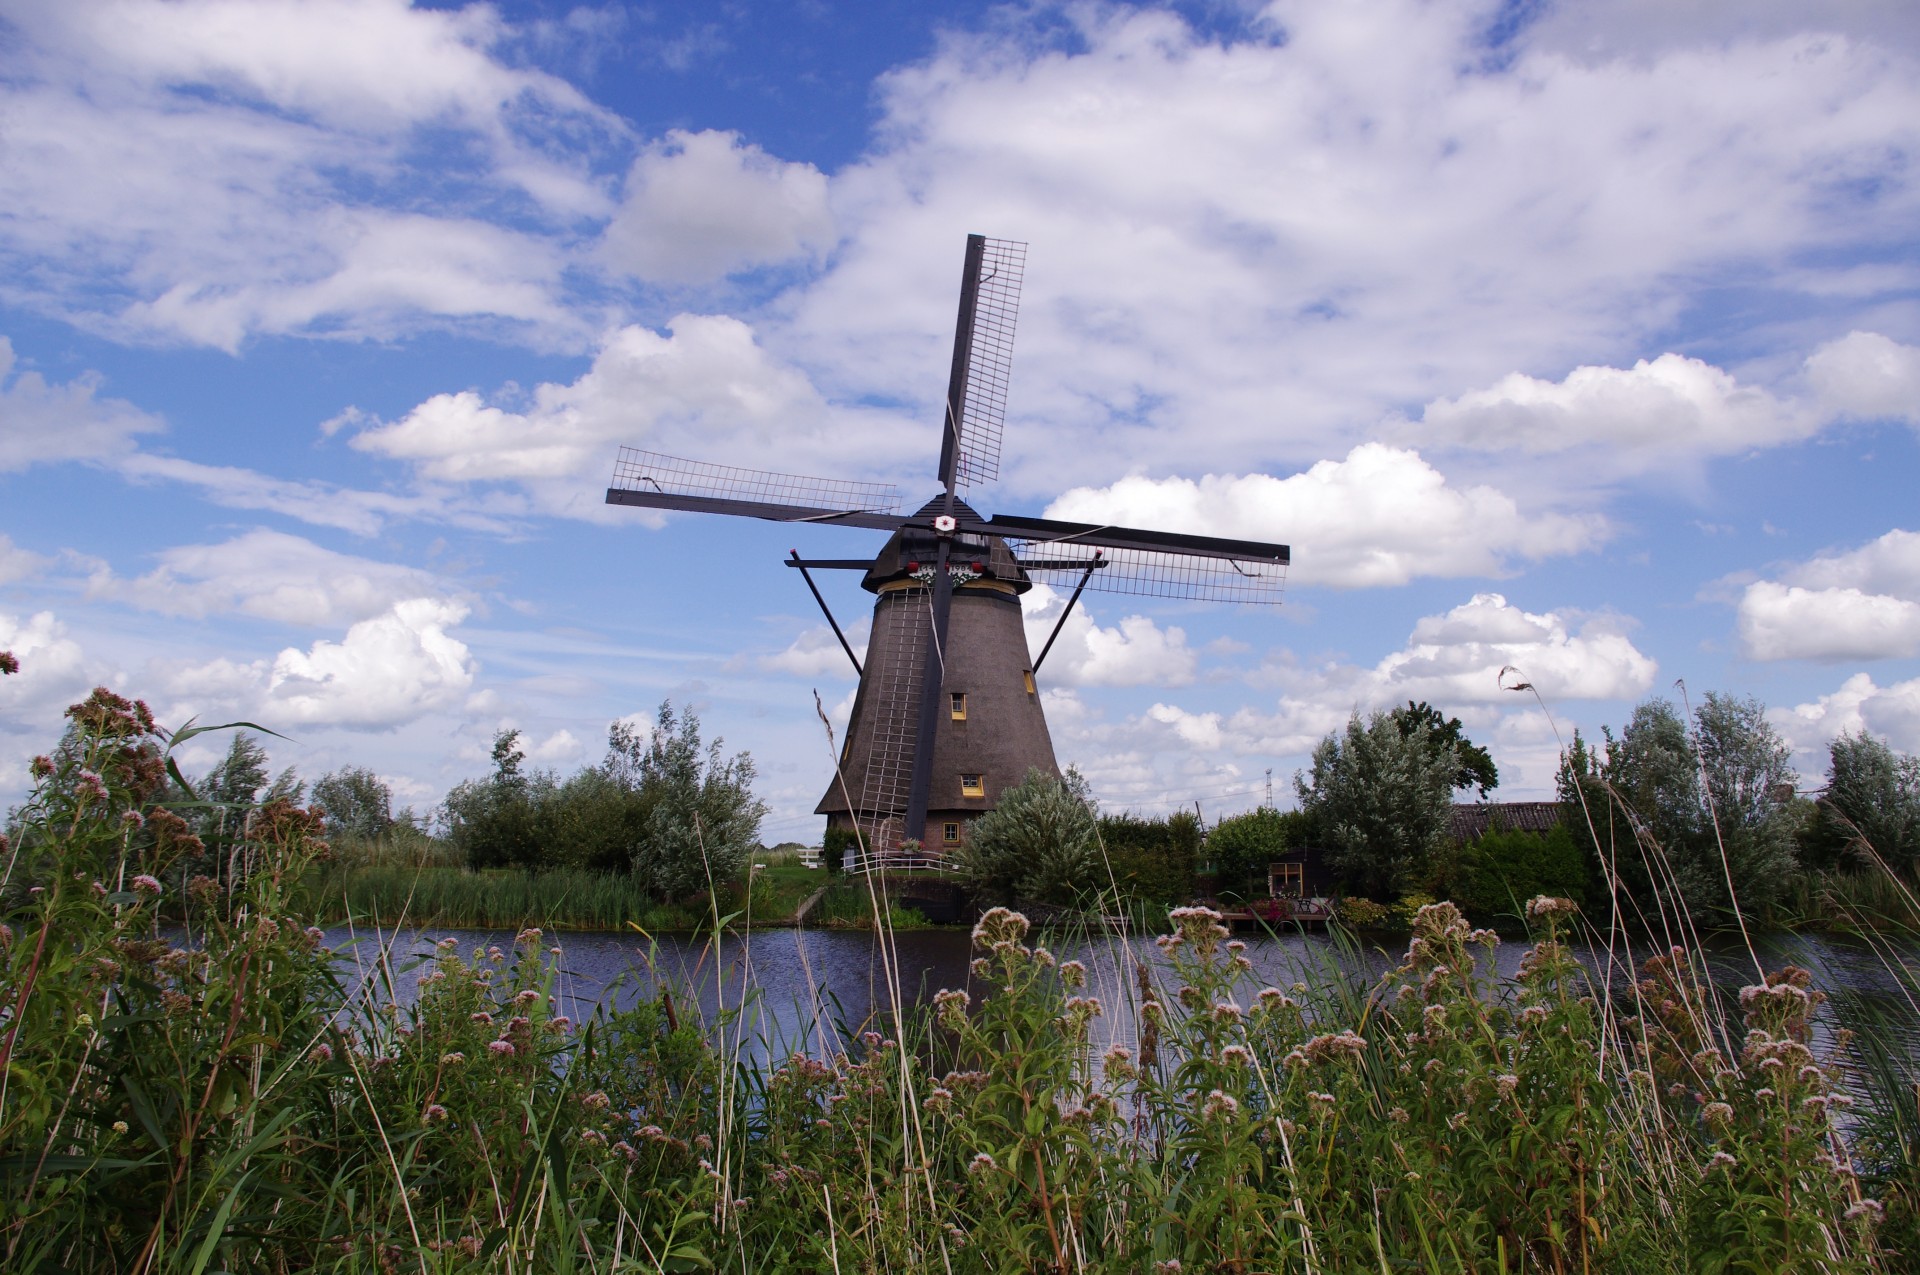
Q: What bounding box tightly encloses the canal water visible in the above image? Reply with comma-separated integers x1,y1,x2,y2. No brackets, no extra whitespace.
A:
323,919,1920,1064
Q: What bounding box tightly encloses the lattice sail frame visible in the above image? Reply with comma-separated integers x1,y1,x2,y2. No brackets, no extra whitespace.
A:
612,447,902,514
1008,540,1288,605
953,238,1026,489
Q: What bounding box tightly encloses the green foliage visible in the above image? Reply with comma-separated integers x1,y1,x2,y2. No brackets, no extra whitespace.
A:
821,822,860,873
1296,709,1457,898
441,705,766,899
1333,894,1391,928
1096,810,1200,906
1568,694,1802,919
1804,729,1920,872
809,881,930,928
1203,806,1306,899
628,702,766,899
1455,822,1590,922
443,727,553,870
1392,699,1499,797
0,687,1905,1271
309,763,393,842
951,767,1098,906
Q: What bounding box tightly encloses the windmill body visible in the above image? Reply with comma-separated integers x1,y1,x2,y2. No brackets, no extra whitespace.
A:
815,499,1059,855
607,235,1290,863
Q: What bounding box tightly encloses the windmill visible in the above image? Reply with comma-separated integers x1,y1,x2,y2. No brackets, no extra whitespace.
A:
607,235,1289,863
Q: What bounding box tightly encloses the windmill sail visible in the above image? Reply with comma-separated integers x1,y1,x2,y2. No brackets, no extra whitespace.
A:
608,448,904,528
939,237,1026,490
979,512,1289,605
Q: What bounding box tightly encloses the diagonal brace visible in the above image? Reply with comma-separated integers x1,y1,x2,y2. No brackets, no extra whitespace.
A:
788,550,862,676
1032,552,1103,675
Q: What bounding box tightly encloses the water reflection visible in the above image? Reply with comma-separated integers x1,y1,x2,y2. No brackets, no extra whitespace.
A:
322,921,1920,1063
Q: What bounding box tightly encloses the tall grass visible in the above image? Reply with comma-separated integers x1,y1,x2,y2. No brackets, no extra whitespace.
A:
4,685,1919,1270
305,864,695,931
301,849,822,932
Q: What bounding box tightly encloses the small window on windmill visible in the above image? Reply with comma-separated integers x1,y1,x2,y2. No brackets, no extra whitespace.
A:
840,736,851,765
951,692,967,720
1023,670,1036,696
942,821,960,845
961,773,985,798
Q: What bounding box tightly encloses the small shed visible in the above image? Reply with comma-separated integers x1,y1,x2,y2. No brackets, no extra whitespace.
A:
1266,844,1334,900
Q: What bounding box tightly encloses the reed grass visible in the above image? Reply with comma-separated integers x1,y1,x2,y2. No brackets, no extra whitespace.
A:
300,848,823,932
6,685,1920,1270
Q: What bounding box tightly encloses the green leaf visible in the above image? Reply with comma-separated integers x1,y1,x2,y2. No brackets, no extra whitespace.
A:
185,1167,252,1275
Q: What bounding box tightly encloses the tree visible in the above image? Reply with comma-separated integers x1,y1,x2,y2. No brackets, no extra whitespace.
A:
443,729,552,870
193,732,274,872
953,768,1099,906
1571,694,1801,918
1295,710,1458,899
1688,692,1800,914
626,703,766,899
1804,730,1920,873
1392,701,1499,798
1205,807,1306,899
311,766,394,843
200,732,271,809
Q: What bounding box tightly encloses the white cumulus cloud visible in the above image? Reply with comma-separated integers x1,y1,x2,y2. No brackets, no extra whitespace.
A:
0,338,164,470
1044,445,1605,589
1070,591,1656,803
1737,529,1920,661
1805,331,1920,427
1419,353,1815,471
0,610,117,730
165,599,478,731
762,618,870,680
1020,583,1196,688
602,130,834,284
1777,672,1920,756
351,315,913,519
95,529,454,627
0,0,620,347
0,535,51,586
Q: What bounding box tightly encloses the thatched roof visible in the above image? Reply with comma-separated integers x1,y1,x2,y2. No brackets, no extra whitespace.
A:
1447,802,1567,844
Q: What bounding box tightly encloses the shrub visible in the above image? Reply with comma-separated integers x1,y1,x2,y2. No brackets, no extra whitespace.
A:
951,768,1098,906
1097,810,1200,906
1456,822,1590,922
821,822,859,873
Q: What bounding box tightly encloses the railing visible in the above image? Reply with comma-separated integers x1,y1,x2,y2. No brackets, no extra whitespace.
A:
844,850,960,875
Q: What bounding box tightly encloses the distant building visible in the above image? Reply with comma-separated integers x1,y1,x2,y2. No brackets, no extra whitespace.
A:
1446,801,1567,844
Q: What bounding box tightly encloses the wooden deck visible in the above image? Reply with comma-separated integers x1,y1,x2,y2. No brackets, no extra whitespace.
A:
1219,898,1335,928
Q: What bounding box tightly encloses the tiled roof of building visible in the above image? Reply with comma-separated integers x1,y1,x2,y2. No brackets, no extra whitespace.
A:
1447,801,1567,844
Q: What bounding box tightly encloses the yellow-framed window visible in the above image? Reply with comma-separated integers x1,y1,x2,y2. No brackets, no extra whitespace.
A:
942,821,961,844
960,773,985,797
950,692,967,720
1023,670,1037,695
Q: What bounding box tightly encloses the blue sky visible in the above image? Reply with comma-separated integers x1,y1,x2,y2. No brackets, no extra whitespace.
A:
3,0,1920,844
